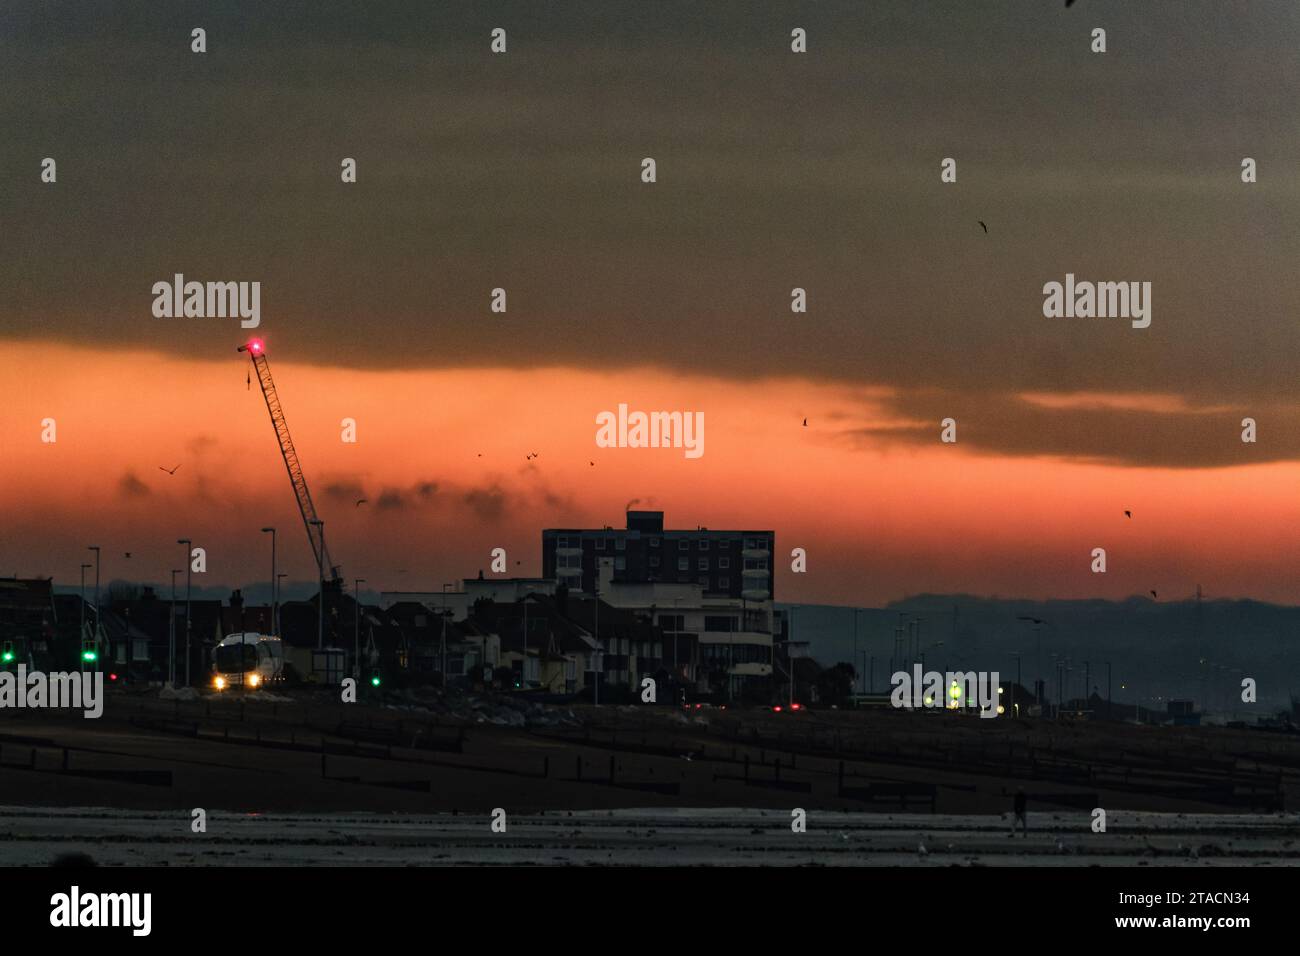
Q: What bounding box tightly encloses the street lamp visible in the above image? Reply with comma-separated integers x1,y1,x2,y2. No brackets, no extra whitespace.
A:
354,578,366,679
788,605,800,708
177,539,192,685
276,573,287,638
79,562,92,646
261,528,276,637
169,569,182,685
1010,652,1022,717
853,608,861,693
309,520,324,650
87,546,100,652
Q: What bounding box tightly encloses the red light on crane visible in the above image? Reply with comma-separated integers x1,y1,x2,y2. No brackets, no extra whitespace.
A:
248,339,264,354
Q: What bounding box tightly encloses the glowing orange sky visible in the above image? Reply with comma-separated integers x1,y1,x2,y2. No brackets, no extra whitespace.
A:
4,341,1300,605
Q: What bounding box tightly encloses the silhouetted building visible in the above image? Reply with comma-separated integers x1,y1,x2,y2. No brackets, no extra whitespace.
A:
543,510,774,601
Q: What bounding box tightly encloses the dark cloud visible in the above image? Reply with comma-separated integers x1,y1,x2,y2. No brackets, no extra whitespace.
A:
2,0,1297,426
322,479,366,503
844,390,1286,469
375,488,407,511
464,485,508,522
118,470,150,498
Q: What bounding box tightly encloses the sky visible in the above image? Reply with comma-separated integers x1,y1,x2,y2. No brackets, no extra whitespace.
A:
2,1,1299,606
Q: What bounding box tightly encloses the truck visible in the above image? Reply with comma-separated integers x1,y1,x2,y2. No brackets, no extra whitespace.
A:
212,632,284,691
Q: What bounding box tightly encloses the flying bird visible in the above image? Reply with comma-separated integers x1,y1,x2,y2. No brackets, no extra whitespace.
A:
978,221,988,234
1150,590,1158,600
159,464,180,475
589,461,595,466
124,552,131,558
355,498,367,507
802,418,807,427
1124,510,1131,518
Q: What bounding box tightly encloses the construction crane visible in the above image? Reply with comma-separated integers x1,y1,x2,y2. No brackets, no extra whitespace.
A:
238,338,342,588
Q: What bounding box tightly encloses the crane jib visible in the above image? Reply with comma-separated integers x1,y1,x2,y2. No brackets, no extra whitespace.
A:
245,349,342,583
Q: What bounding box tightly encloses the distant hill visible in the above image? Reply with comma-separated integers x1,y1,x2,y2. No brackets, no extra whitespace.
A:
779,594,1300,714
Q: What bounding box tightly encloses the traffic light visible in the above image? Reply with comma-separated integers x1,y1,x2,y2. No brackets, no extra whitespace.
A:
81,640,98,664
369,674,382,688
1,641,14,664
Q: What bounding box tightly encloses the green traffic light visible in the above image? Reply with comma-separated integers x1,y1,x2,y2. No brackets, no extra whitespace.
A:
370,676,381,687
82,650,97,662
1,652,13,663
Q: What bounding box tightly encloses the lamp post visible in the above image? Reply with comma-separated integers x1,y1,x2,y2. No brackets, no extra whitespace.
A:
276,573,287,638
1106,661,1113,720
354,578,365,679
177,539,192,685
1011,652,1022,718
441,583,452,678
788,605,799,708
853,608,860,693
87,546,100,651
593,580,600,707
309,520,324,651
261,527,276,637
79,562,91,644
169,569,182,685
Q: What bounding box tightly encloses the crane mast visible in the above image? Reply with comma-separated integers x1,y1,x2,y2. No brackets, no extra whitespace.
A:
238,339,341,585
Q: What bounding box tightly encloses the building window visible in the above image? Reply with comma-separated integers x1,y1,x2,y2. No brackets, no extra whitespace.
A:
649,556,660,568
658,614,684,631
614,557,626,571
705,616,737,632
697,576,709,587
557,535,569,548
678,557,689,571
719,557,730,569
649,537,660,548
699,539,709,550
698,558,709,571
678,539,689,551
615,537,627,551
718,577,729,590
595,538,606,550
